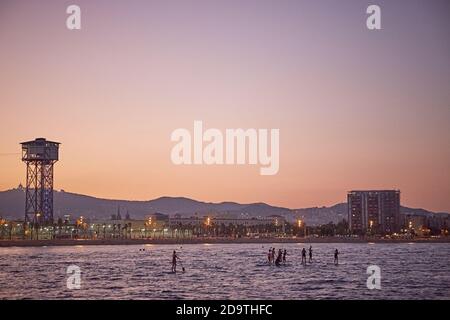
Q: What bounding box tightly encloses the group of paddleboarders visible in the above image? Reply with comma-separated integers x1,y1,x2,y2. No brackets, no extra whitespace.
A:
170,247,340,272
300,246,314,265
267,247,288,266
268,246,340,266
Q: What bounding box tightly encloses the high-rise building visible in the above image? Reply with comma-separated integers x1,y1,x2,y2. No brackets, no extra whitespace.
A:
347,190,400,234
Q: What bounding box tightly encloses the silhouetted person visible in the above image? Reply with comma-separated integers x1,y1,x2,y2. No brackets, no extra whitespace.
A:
334,249,339,265
172,250,179,272
268,248,272,264
283,249,287,263
271,248,276,264
301,248,307,265
308,245,313,263
275,249,283,266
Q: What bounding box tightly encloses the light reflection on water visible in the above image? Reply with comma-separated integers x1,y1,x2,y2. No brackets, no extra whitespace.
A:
0,243,449,300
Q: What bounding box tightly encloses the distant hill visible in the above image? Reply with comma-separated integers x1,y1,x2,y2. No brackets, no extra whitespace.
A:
291,203,449,226
0,188,291,220
292,203,348,225
0,188,447,225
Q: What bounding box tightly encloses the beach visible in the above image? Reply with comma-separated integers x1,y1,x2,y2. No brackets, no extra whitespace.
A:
1,237,449,247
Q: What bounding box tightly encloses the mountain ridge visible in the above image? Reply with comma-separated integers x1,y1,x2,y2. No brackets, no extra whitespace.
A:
0,188,447,225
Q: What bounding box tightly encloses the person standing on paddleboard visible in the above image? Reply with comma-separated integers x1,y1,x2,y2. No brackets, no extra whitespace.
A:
275,249,283,266
172,250,180,272
301,248,307,265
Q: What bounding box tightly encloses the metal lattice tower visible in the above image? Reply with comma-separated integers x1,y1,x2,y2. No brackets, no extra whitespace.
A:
21,138,60,226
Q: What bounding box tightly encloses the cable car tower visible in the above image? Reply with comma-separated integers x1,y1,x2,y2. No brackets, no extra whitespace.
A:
21,138,60,227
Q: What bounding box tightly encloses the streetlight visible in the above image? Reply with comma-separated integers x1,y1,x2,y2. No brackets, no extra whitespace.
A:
0,220,5,240
145,217,152,238
34,213,42,240
297,219,306,238
204,217,211,237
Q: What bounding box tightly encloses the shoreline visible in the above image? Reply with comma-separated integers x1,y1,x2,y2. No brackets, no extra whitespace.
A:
1,237,449,247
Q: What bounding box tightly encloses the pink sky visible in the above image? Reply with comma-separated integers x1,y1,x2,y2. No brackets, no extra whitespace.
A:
0,0,449,212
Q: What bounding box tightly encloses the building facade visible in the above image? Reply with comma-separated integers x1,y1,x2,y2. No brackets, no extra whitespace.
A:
169,215,285,228
348,190,400,234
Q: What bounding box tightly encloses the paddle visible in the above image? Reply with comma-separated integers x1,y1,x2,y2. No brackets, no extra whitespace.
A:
179,246,185,272
179,259,186,273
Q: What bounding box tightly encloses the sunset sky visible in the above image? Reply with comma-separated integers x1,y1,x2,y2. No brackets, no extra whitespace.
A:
0,0,449,212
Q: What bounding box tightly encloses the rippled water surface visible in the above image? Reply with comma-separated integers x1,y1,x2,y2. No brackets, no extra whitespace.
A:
0,243,449,299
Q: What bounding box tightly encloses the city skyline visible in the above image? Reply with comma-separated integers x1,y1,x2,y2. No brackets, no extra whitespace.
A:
1,0,450,213
0,1,449,304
